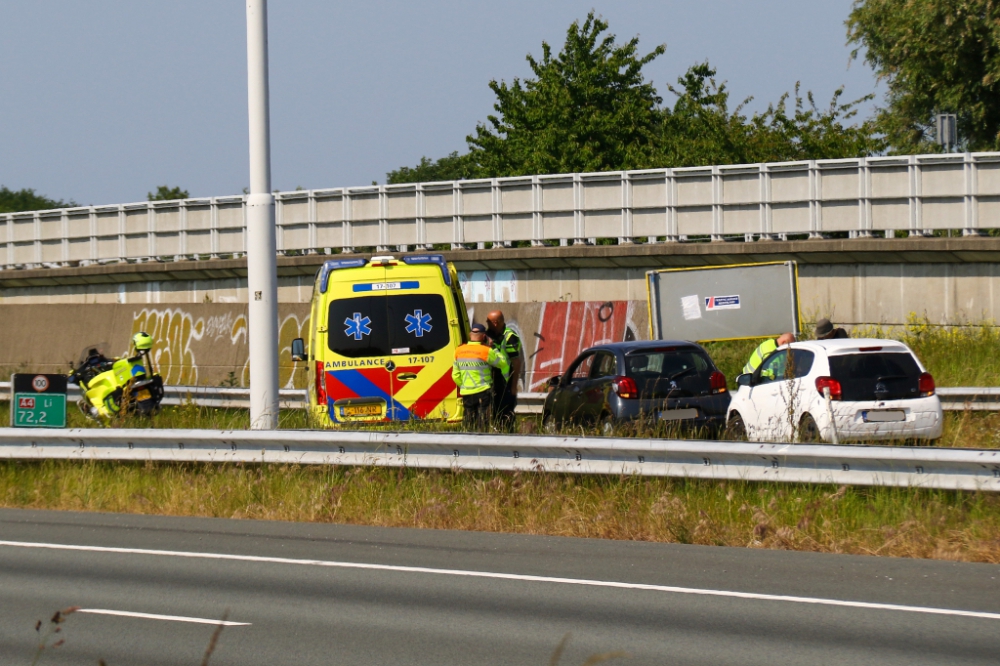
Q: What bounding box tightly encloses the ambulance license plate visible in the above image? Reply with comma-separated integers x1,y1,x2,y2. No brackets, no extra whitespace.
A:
343,404,382,417
862,410,905,423
134,389,151,402
658,408,698,421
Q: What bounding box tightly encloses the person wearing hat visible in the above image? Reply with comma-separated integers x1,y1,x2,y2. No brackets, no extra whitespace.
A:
814,317,848,340
452,323,510,431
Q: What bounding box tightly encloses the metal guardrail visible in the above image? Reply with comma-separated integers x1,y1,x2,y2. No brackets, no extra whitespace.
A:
4,152,1000,269
0,427,997,491
0,383,989,413
937,387,1000,411
0,382,539,412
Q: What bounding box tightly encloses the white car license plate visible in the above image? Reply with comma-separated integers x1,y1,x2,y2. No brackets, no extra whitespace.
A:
659,408,698,421
862,410,905,423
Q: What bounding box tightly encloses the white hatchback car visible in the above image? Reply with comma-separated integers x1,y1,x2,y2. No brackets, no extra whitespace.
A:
726,338,942,443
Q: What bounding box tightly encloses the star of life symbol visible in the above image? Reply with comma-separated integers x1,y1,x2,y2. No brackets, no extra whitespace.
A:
344,312,372,340
404,309,433,337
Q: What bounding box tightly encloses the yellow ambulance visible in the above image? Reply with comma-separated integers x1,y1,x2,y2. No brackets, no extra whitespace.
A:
296,254,470,425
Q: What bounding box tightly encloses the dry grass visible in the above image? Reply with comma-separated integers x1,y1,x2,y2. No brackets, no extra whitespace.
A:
2,460,998,563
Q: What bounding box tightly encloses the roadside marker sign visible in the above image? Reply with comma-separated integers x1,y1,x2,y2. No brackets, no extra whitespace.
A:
11,373,67,428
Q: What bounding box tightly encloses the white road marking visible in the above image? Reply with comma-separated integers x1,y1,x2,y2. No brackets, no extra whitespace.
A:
77,609,250,626
2,539,998,621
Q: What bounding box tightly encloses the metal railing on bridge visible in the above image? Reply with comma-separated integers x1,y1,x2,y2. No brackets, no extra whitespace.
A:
4,152,1000,270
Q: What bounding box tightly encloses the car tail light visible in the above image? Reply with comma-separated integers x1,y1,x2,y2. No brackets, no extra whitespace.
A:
709,371,727,394
612,376,639,399
918,372,935,397
315,361,329,406
815,376,842,400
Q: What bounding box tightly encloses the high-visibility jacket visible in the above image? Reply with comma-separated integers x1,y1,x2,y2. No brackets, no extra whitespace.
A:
452,341,509,396
491,326,521,389
743,338,779,375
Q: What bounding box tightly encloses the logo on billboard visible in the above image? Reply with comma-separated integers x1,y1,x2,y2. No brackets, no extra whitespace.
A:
704,295,741,311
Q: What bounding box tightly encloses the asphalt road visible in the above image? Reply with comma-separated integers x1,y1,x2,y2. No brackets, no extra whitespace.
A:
1,509,998,665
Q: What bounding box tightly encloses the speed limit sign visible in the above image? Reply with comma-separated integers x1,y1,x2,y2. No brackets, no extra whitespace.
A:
31,375,49,392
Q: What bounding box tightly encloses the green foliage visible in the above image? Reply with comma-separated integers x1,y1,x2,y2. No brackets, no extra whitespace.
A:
388,13,883,182
0,186,75,213
386,151,477,184
656,64,885,166
467,12,665,176
147,185,190,201
848,0,1000,152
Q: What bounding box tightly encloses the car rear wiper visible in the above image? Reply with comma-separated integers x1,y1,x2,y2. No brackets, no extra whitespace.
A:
668,367,696,382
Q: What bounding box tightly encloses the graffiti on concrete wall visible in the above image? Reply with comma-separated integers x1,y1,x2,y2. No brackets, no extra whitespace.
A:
131,308,205,385
132,307,310,388
459,270,517,303
468,300,647,392
527,301,642,391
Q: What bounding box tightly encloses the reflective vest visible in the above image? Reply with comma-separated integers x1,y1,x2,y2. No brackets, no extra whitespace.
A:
452,342,509,396
495,327,521,359
743,338,779,374
491,327,521,387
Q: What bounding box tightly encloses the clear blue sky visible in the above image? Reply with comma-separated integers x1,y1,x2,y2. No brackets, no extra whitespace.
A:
0,1,878,206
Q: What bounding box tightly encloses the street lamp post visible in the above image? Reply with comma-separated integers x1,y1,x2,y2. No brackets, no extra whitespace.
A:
245,0,279,429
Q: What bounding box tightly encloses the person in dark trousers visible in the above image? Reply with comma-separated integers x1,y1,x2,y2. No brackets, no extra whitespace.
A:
814,317,849,340
452,323,509,431
486,310,522,432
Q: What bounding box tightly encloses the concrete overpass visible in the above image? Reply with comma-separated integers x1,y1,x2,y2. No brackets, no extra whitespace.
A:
3,152,1000,387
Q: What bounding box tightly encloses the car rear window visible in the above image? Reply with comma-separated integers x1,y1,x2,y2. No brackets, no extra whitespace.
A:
828,352,923,401
328,294,450,358
625,349,714,398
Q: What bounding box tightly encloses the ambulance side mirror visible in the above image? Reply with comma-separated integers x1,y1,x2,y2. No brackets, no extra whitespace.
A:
291,338,306,362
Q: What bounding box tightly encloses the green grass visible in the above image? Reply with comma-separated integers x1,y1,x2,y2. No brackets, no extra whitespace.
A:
1,460,998,563
705,315,1000,388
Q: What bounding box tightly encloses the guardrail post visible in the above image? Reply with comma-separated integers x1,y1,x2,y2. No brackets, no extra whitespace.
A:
377,185,389,252
964,153,981,236
808,161,823,239
491,178,504,248
531,175,544,247
342,190,353,253
856,158,873,238
620,172,633,244
711,165,723,241
452,181,465,250
908,155,924,237
573,173,586,244
665,169,678,242
415,183,428,250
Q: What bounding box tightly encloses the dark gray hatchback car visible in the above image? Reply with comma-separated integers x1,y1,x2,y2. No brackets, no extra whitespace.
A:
542,341,731,434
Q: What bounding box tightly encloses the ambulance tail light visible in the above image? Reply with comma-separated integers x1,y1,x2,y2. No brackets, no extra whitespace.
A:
315,362,328,405
612,376,639,399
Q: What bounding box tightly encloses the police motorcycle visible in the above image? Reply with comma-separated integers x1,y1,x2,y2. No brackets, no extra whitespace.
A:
68,332,165,421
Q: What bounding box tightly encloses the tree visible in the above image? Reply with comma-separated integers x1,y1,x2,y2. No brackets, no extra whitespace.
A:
387,14,882,182
387,151,477,184
848,0,1000,152
148,185,189,201
467,11,665,176
655,63,884,166
0,186,75,213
